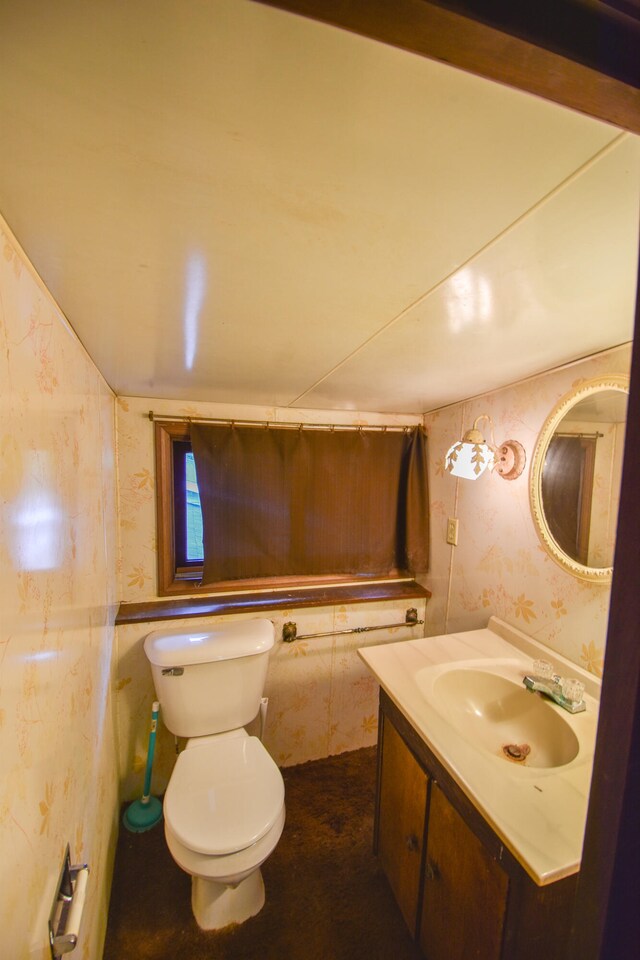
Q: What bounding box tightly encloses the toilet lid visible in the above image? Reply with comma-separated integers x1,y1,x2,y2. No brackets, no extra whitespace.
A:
164,736,285,856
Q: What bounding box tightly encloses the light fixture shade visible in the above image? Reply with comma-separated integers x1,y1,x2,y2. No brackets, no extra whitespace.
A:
445,440,493,480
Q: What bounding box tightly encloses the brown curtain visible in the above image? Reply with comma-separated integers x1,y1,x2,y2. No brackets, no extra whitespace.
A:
190,424,429,585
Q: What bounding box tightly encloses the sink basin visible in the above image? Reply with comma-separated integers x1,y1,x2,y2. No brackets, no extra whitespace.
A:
431,668,580,768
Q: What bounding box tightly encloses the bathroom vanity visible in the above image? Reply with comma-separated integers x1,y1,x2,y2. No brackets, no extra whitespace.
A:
359,618,600,960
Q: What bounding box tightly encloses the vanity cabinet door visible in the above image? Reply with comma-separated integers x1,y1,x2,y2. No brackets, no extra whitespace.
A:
419,782,508,960
378,714,428,936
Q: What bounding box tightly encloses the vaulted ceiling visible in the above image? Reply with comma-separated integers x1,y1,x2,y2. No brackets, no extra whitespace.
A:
0,0,638,412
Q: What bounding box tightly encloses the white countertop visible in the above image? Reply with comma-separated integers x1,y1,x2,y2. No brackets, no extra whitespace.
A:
358,617,600,885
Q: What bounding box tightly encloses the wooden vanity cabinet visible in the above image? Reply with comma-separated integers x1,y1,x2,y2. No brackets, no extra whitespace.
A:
375,691,578,960
377,717,428,933
420,780,508,959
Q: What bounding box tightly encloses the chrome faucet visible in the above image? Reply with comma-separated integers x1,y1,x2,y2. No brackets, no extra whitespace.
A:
522,660,586,714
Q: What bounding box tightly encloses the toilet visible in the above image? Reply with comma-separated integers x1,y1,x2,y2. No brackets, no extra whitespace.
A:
144,619,285,931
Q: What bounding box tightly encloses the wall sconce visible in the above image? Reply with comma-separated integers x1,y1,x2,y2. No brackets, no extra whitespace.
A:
445,415,526,481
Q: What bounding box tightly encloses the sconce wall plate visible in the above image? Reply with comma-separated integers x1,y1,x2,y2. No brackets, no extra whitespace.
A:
494,439,526,480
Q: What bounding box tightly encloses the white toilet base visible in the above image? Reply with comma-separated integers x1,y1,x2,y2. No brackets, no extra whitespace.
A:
191,868,266,931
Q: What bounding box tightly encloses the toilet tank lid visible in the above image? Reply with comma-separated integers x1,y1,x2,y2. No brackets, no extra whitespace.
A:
144,618,275,667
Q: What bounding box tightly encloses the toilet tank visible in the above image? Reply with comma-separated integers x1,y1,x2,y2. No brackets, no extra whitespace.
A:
144,619,275,737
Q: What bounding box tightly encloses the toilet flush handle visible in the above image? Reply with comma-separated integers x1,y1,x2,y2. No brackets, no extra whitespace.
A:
161,666,184,676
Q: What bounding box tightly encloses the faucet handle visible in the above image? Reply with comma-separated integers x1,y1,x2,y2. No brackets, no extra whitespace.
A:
561,678,585,704
532,659,554,680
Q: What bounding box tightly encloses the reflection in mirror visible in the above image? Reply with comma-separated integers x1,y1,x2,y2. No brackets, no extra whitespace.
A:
542,391,627,568
530,377,629,582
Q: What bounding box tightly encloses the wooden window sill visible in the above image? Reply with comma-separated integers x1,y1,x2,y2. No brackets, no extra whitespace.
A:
115,578,431,626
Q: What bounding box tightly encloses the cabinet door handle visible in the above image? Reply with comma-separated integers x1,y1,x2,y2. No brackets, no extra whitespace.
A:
405,833,420,853
425,858,440,881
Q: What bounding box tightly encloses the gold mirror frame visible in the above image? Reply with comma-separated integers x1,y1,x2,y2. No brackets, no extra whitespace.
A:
529,375,629,583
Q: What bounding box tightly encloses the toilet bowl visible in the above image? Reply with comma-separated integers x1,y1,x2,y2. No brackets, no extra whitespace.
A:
163,729,286,930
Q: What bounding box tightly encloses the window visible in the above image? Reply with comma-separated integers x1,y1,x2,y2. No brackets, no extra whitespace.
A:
167,441,203,566
155,421,204,593
171,441,204,567
154,419,429,596
185,452,204,560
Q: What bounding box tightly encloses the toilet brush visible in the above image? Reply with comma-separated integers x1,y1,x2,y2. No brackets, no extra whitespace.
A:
123,700,163,832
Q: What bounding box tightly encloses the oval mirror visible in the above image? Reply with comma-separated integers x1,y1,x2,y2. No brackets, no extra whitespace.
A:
530,376,629,582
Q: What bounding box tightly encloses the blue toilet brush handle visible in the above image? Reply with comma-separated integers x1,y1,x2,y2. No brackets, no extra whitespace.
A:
141,701,160,803
122,699,163,832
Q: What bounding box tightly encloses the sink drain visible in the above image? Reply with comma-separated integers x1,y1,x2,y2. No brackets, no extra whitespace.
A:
502,743,531,762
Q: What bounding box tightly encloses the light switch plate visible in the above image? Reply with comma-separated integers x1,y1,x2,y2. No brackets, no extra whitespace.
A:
447,518,459,546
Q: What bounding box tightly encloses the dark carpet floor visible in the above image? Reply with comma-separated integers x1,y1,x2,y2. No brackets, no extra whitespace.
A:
104,746,424,960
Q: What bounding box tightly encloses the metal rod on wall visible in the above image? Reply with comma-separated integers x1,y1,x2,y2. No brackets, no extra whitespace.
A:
148,410,419,433
282,608,424,643
554,432,604,439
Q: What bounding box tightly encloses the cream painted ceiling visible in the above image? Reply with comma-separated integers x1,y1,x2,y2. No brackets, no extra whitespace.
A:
0,0,639,413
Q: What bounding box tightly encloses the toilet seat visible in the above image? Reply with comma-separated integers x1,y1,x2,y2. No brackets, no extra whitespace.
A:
164,733,285,856
165,804,286,885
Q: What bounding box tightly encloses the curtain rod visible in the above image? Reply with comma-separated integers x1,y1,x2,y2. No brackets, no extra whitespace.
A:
148,411,421,432
554,431,604,440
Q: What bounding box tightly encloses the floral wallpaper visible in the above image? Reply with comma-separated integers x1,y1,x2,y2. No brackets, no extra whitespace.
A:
0,217,119,960
423,343,632,677
115,396,426,798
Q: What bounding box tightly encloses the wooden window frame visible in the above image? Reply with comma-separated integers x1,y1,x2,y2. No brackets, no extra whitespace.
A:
154,419,425,597
155,420,198,595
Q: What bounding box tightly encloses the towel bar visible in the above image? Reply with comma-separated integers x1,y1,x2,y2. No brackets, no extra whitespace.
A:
282,607,423,642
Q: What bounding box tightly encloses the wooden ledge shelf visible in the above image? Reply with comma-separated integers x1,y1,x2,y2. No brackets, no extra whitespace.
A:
115,579,431,627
